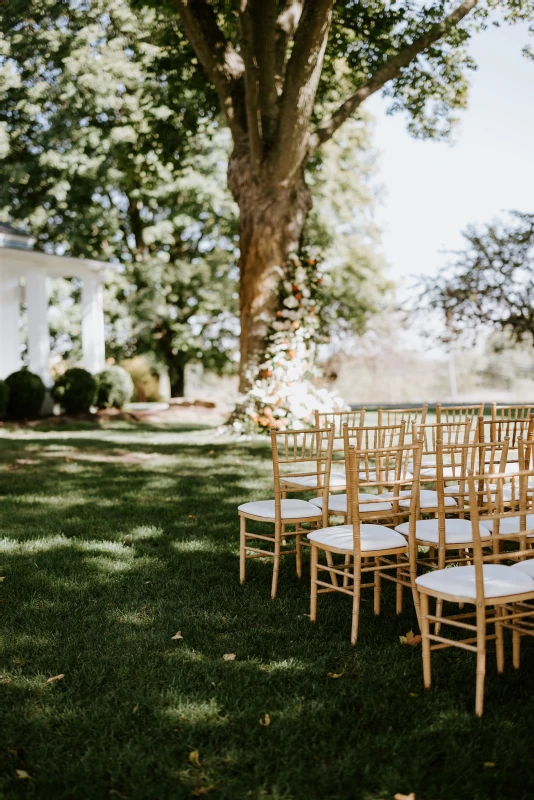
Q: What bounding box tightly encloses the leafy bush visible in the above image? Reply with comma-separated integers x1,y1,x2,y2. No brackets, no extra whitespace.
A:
5,369,45,419
0,380,10,418
95,366,134,409
52,368,97,414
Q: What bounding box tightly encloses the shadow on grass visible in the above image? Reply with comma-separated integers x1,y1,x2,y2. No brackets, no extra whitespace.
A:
2,428,534,799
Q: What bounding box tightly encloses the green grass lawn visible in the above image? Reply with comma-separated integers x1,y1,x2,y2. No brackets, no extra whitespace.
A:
1,420,534,800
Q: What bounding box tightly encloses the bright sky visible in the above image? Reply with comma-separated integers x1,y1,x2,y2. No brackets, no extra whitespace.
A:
367,21,534,284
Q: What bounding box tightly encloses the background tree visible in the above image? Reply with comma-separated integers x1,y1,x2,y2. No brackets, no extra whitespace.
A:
1,0,388,398
0,0,239,396
151,0,534,390
421,211,534,345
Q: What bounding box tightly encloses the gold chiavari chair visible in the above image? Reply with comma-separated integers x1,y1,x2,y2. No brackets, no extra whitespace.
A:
435,402,485,437
308,439,423,644
308,422,407,521
312,408,366,491
492,403,534,423
416,467,534,716
238,426,335,599
478,413,534,473
377,404,428,432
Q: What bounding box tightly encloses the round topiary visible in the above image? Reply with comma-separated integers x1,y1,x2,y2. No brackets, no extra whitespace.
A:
95,366,134,409
5,369,46,419
52,367,97,415
0,380,10,419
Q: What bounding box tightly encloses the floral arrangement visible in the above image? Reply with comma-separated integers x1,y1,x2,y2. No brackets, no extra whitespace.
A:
232,250,346,433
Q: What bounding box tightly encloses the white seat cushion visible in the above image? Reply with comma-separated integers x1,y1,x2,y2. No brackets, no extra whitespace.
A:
307,523,408,552
378,489,457,509
281,471,346,489
511,559,534,578
482,514,534,535
395,517,491,545
309,494,392,514
238,499,322,520
416,564,534,601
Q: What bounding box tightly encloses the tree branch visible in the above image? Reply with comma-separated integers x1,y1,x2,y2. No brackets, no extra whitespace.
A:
308,0,480,155
239,1,263,170
251,0,278,146
274,0,304,89
173,0,245,136
270,0,335,183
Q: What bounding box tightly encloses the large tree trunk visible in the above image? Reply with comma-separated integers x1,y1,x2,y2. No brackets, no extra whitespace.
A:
168,358,186,398
228,149,313,392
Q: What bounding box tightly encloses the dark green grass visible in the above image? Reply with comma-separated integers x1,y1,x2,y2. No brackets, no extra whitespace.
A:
1,422,534,800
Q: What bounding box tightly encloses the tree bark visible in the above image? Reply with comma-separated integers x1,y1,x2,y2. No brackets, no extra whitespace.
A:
228,148,312,392
169,358,186,398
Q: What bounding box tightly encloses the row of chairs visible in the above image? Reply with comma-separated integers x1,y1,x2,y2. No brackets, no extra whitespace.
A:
237,404,534,715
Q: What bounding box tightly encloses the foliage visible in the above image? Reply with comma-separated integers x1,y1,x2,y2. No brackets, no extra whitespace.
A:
0,0,239,396
95,366,134,410
52,368,97,415
420,211,534,344
4,369,45,419
0,379,9,418
120,356,161,402
234,250,345,433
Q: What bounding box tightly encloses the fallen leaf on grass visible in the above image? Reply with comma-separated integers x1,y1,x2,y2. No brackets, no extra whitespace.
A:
65,457,72,464
0,577,5,582
259,713,271,726
171,631,184,640
16,770,30,780
9,749,17,756
399,630,421,646
189,750,200,767
191,786,215,797
222,653,236,662
409,693,418,698
46,674,64,683
132,704,139,714
188,514,197,520
394,793,415,800
327,672,344,679
484,762,496,768
208,450,215,455
211,682,222,688
109,791,128,799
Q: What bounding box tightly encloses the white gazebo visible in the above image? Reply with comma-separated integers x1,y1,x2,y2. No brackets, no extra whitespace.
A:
0,223,110,386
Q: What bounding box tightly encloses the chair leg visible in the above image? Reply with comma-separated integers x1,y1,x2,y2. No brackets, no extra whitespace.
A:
343,554,351,588
374,557,381,616
271,523,281,600
513,628,521,669
350,558,361,645
495,606,504,674
239,516,246,584
310,545,318,622
475,605,486,717
396,554,403,614
420,592,432,689
295,530,302,580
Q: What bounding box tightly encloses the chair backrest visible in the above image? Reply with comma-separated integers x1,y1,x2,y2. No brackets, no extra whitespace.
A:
271,426,335,524
492,404,534,422
435,403,484,435
416,420,472,461
479,413,534,449
343,423,407,494
345,441,423,555
377,405,428,430
314,408,365,438
467,462,534,602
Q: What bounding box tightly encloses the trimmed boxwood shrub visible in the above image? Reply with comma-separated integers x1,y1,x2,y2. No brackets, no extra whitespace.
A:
52,368,97,414
95,366,134,409
5,369,46,419
0,380,10,419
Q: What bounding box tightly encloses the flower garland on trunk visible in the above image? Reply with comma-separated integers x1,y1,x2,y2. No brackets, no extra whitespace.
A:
232,250,346,433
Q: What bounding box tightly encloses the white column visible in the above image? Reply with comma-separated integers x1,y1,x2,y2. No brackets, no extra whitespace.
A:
81,275,105,373
0,259,22,379
26,266,52,386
